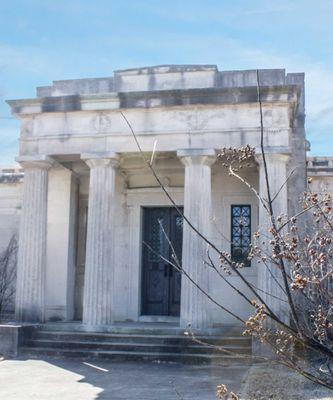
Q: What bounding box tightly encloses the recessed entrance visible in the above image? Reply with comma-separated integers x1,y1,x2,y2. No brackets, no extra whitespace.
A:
141,207,183,316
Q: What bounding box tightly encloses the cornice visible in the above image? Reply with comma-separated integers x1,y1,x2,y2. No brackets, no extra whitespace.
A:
6,85,300,116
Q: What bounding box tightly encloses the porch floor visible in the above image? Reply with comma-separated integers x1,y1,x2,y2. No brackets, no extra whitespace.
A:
38,321,244,336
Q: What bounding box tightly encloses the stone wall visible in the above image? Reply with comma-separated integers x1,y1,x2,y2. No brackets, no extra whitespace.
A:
307,156,333,193
0,167,22,252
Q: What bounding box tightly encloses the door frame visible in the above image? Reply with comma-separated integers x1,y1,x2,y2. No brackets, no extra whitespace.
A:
140,205,183,318
124,187,184,322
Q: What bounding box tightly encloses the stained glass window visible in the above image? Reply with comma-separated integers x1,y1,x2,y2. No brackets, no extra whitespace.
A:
231,205,251,267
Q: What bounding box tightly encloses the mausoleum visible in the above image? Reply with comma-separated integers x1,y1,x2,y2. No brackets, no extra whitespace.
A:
3,65,311,332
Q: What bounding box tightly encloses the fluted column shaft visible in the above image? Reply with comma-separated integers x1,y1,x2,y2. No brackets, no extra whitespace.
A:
257,153,290,323
178,149,216,330
15,156,54,322
82,152,119,326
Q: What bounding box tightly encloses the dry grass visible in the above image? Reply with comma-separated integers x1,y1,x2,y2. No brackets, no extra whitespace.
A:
240,363,333,400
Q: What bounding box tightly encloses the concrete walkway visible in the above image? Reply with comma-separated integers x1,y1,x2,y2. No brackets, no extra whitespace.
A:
0,357,249,399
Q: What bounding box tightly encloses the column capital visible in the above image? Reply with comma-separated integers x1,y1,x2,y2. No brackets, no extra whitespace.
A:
177,148,217,167
81,151,119,169
15,155,55,170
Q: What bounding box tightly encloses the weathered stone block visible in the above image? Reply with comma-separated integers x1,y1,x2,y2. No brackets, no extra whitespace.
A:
0,324,37,358
0,325,19,357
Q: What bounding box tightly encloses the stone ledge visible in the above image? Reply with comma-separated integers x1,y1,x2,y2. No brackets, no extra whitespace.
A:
0,323,38,358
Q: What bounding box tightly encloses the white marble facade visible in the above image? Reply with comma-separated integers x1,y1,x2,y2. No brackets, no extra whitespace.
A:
3,65,310,330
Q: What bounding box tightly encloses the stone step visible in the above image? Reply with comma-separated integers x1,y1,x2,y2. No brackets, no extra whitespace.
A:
19,346,252,364
22,327,252,364
25,339,251,355
38,323,185,336
32,331,251,347
37,322,244,336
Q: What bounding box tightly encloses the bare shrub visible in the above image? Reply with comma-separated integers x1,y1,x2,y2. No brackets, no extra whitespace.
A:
0,235,17,320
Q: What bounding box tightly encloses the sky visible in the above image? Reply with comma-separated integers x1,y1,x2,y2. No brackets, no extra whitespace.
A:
0,0,332,163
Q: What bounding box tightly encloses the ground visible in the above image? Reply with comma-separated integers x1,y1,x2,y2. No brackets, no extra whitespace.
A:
240,364,333,400
0,357,249,400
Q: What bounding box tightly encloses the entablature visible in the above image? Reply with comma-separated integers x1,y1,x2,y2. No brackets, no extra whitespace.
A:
7,85,299,116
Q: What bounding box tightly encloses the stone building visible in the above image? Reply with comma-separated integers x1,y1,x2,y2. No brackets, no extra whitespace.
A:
2,64,321,332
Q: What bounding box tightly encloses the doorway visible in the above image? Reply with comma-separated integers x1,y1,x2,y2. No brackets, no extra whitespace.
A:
141,207,183,316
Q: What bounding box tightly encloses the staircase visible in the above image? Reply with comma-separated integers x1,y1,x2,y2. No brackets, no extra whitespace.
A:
19,324,252,364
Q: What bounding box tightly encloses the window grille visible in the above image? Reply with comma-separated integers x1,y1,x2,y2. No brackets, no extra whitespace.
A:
231,205,251,267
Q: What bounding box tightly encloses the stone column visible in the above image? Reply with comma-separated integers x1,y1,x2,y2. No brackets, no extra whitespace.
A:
81,152,119,326
45,168,78,321
257,152,290,323
177,149,216,330
15,155,54,322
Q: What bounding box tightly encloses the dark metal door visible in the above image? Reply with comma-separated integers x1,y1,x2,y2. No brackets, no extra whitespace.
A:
141,207,183,316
